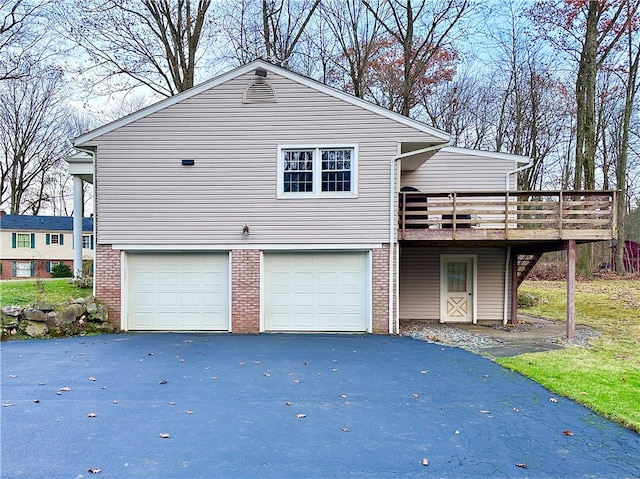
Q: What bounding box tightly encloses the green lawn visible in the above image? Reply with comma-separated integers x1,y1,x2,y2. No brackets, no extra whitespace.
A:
499,280,640,432
0,279,93,307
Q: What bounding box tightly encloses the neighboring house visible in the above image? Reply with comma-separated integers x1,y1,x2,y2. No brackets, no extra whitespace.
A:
0,212,94,280
69,60,616,334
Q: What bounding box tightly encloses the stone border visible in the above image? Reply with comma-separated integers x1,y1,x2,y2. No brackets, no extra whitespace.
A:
1,296,114,340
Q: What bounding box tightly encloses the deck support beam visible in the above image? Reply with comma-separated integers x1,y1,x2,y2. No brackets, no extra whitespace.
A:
566,239,576,339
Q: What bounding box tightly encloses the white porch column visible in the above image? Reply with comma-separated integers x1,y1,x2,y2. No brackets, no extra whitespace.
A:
73,175,83,277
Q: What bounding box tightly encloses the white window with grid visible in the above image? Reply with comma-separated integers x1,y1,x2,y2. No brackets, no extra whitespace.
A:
277,145,357,197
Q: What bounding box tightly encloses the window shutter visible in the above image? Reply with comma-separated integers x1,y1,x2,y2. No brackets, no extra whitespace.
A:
59,234,64,245
30,261,34,276
12,233,16,248
90,235,94,249
46,234,50,245
46,261,51,273
12,261,16,277
30,233,35,248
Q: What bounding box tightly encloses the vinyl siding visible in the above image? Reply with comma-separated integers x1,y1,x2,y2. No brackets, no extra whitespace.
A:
399,247,506,322
91,72,444,246
401,148,517,192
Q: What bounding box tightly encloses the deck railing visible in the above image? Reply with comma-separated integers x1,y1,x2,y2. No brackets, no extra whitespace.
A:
398,190,617,241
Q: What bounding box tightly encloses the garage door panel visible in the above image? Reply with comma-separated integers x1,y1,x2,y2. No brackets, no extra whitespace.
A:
127,253,229,331
265,252,368,332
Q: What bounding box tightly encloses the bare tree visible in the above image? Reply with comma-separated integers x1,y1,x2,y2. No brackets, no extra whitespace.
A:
261,0,320,67
0,66,72,214
531,0,639,190
615,8,640,273
0,0,48,81
215,0,264,65
320,0,384,98
362,0,472,117
60,0,214,98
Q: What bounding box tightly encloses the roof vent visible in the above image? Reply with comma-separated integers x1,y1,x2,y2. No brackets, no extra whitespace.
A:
243,80,277,104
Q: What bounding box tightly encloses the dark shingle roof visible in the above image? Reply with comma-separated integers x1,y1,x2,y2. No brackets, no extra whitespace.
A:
0,215,93,232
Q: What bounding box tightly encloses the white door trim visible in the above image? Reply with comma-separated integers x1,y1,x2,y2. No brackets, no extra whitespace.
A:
440,254,477,324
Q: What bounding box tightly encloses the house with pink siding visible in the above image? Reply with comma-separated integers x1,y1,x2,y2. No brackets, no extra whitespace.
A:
69,60,616,334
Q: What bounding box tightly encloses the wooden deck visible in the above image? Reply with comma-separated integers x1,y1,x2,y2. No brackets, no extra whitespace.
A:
398,190,617,242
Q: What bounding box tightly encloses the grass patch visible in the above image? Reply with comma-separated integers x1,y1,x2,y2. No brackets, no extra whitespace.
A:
500,279,640,432
0,279,93,308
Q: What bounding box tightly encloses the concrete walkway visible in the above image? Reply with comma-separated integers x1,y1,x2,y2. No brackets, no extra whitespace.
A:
1,334,639,478
455,315,592,357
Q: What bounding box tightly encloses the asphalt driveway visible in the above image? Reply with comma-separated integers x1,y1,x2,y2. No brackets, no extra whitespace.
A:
1,334,639,479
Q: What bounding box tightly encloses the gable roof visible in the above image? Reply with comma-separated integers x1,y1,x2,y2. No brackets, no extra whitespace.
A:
74,60,451,146
0,215,93,232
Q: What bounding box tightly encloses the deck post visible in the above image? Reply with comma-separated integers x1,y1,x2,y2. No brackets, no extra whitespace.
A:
510,251,519,324
566,239,576,339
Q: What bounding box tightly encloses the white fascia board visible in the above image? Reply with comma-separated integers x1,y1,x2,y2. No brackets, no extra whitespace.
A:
441,146,531,164
74,60,450,146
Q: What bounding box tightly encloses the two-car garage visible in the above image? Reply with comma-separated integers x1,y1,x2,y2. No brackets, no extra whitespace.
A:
124,251,370,332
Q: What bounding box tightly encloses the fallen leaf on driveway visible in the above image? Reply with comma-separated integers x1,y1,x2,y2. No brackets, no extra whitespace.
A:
563,430,574,436
342,428,349,432
87,468,102,473
186,410,194,414
33,399,40,403
293,379,301,383
421,458,429,466
340,394,347,398
420,370,428,374
9,374,17,378
285,401,292,406
480,410,490,414
87,412,97,418
60,387,71,392
296,414,306,419
159,379,168,384
263,372,271,377
89,377,96,381
515,463,528,469
412,393,420,398
159,433,170,438
549,397,558,403
2,403,14,407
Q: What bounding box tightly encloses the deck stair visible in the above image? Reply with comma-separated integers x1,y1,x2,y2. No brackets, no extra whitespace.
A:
516,253,542,286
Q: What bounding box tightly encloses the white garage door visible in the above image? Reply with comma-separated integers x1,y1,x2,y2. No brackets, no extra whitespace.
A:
126,253,229,331
264,252,369,332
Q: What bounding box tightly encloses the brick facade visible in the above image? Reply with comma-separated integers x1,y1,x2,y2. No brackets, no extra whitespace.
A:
372,244,393,334
231,249,261,333
95,244,121,330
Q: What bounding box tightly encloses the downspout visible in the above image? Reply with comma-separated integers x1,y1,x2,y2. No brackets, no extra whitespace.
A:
505,158,533,190
389,142,451,334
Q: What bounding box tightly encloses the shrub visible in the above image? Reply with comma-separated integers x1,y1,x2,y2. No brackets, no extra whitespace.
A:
517,292,539,308
50,263,73,278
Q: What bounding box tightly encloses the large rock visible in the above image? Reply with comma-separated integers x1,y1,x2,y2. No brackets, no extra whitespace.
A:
84,322,115,334
22,308,47,322
57,304,87,325
45,312,60,328
1,306,23,317
32,302,55,312
20,321,49,338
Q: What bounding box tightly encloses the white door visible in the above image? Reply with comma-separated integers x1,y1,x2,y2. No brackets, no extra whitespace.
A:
126,253,229,331
264,252,369,332
440,255,476,323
